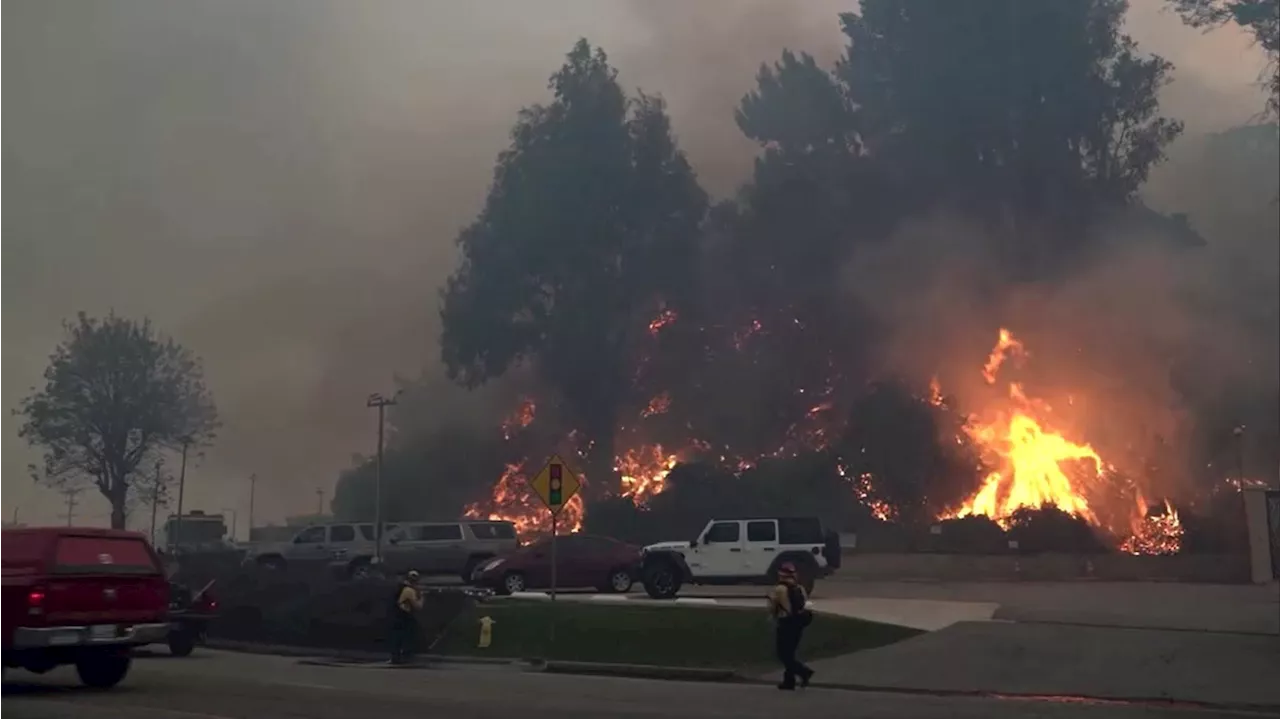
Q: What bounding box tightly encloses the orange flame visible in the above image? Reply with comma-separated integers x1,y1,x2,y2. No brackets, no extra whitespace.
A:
648,308,678,336
1120,498,1183,555
944,328,1183,555
948,329,1106,527
464,460,584,538
641,392,672,418
617,445,679,504
982,328,1025,385
838,463,896,521
501,397,536,440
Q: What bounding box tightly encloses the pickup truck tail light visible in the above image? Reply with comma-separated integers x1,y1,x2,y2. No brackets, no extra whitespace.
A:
27,587,46,616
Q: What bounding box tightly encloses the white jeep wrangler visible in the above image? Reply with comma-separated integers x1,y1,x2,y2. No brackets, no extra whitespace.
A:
639,516,841,599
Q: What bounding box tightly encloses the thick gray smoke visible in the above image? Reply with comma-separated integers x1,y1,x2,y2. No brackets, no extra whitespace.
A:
2,0,1269,526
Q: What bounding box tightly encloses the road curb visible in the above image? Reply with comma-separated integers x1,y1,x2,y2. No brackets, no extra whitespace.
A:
539,659,740,683
205,639,519,667
735,675,1280,714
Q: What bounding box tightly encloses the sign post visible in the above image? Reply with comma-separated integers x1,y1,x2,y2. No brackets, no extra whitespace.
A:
529,455,582,602
1266,490,1279,630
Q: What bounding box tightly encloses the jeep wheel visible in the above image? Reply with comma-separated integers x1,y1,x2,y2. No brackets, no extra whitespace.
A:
501,571,527,595
168,628,197,657
75,651,131,689
604,568,634,594
642,561,681,599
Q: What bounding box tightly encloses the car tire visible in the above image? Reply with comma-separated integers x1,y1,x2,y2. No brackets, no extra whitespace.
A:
75,651,131,689
642,560,681,599
348,558,373,581
604,568,634,594
168,628,197,657
500,571,527,595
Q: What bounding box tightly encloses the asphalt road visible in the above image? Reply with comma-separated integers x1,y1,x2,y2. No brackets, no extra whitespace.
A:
2,651,1264,719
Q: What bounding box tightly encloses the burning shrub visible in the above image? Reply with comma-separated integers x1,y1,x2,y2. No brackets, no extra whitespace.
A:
1005,505,1109,554
929,516,1009,554
838,380,984,524
583,496,657,545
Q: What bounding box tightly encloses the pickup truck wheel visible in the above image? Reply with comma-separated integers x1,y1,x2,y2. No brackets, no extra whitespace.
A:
75,651,131,689
642,561,681,599
168,628,197,657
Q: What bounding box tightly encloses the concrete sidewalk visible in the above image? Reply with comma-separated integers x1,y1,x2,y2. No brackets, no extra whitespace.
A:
498,592,998,631
761,620,1280,707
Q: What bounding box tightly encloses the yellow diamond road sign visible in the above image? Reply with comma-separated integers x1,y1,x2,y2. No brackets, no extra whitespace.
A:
529,455,581,515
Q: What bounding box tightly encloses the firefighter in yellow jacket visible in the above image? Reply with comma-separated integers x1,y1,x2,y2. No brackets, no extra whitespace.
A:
767,562,815,690
390,570,424,664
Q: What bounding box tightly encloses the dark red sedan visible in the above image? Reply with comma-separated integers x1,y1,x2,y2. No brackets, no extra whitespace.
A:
472,534,641,595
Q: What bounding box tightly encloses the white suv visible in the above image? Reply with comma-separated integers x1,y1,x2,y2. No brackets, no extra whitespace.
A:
639,516,841,599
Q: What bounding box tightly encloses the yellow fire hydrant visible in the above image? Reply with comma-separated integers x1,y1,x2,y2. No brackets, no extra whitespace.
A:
478,616,496,648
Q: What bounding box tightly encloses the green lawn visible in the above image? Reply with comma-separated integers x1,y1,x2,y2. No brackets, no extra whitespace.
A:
430,599,922,669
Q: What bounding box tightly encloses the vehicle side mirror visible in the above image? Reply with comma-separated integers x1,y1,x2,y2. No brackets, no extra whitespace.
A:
689,539,699,548
389,535,401,545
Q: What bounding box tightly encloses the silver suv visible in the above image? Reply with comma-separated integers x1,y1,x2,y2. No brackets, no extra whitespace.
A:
244,522,381,571
351,521,518,581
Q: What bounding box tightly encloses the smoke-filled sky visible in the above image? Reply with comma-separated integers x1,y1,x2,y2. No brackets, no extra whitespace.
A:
2,0,1268,529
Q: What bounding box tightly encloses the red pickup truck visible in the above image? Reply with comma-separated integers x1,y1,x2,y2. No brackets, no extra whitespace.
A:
3,527,170,688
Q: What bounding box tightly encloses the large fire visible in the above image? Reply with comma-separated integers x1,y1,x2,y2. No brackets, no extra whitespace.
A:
465,319,1182,555
944,329,1182,554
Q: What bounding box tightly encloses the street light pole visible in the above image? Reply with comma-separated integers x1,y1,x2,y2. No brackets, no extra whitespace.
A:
248,473,257,541
1233,425,1246,482
367,391,399,564
173,438,190,551
150,459,164,546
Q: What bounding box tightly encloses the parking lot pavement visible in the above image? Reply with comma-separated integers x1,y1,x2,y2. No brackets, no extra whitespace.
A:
443,577,1278,633
806,579,1280,635
2,650,1259,719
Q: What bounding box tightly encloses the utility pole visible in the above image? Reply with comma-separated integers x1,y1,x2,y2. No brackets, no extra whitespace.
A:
1233,425,1246,482
315,488,325,516
63,487,82,526
173,437,191,551
367,391,400,564
150,459,165,545
248,473,258,541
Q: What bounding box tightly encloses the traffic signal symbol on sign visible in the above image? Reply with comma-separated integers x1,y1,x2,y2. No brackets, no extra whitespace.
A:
529,455,581,515
548,464,563,505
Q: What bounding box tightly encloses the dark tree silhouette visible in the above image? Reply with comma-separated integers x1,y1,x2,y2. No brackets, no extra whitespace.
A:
16,313,218,529
1171,0,1278,117
439,40,708,493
